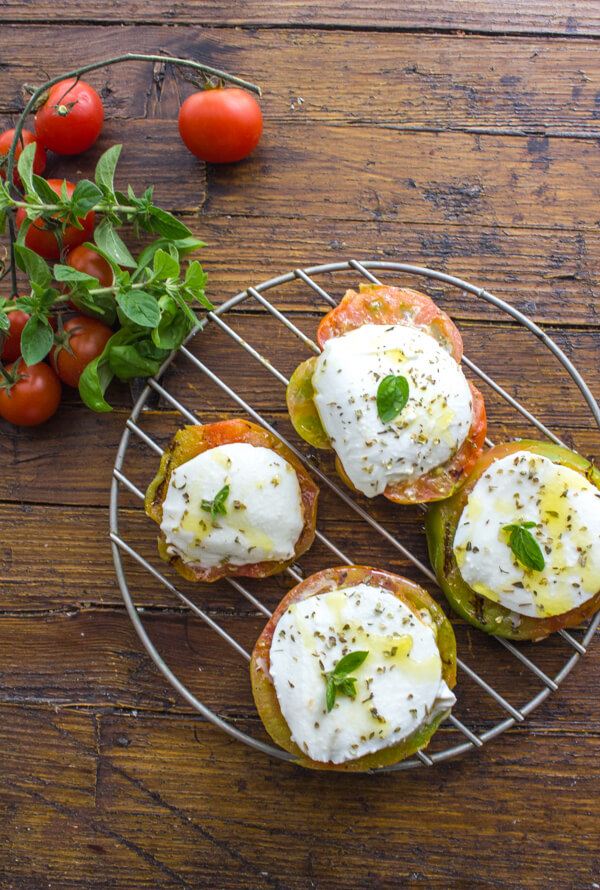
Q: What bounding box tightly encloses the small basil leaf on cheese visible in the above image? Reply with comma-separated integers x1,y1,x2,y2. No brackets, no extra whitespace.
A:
377,374,409,423
503,521,545,572
324,649,369,712
201,483,230,521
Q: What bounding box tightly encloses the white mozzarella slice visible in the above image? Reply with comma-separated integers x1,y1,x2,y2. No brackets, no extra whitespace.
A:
268,583,455,764
160,442,304,568
311,324,473,497
453,451,600,618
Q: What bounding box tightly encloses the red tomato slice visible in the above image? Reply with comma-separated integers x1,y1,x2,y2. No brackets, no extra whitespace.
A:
287,284,486,503
145,419,319,583
426,440,600,641
317,284,463,361
251,565,456,771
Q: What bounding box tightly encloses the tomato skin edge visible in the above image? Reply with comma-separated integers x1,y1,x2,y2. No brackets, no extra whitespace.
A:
251,565,456,771
425,440,600,641
145,419,319,583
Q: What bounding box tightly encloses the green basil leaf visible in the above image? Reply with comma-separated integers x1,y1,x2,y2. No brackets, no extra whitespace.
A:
201,484,230,521
153,248,180,280
94,218,136,268
16,141,36,194
32,173,63,205
152,298,194,350
325,677,337,713
332,650,369,678
117,289,161,328
0,309,9,332
503,523,546,572
108,341,169,381
94,144,122,194
14,244,51,288
377,374,410,424
53,264,99,284
71,180,103,217
148,206,192,240
78,356,114,412
20,315,54,365
335,678,358,697
69,289,117,326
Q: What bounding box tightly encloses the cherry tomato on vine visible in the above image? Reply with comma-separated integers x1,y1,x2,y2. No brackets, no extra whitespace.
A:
50,316,113,388
34,78,104,155
16,179,95,260
66,244,114,288
1,298,30,362
0,360,61,426
0,128,46,185
178,88,263,163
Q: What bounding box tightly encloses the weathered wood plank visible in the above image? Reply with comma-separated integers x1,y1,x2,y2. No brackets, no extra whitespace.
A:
0,606,597,734
2,120,599,232
2,704,600,889
2,2,600,36
2,28,600,135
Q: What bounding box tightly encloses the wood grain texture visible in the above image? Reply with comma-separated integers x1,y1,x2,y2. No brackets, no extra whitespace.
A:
2,1,600,35
2,705,600,889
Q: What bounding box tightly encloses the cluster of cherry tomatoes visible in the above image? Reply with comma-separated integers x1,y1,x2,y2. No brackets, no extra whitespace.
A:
0,74,263,426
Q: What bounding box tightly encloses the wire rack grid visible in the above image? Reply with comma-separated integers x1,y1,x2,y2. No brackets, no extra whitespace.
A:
109,259,600,771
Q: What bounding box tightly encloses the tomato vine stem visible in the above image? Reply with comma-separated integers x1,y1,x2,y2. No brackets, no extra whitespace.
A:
5,51,262,293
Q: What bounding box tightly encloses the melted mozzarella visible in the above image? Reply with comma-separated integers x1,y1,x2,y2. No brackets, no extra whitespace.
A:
269,583,455,764
160,442,304,568
453,451,600,618
311,324,473,497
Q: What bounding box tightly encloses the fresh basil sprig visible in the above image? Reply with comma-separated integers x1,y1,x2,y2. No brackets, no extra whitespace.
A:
324,649,369,712
201,484,230,521
503,521,545,572
0,142,212,410
377,374,409,423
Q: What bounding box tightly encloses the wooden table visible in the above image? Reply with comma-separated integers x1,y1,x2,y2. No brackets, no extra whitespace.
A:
2,3,600,887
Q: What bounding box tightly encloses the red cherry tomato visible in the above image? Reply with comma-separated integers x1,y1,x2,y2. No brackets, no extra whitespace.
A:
0,360,61,426
1,298,30,362
50,316,113,387
178,88,263,163
16,179,95,260
0,128,46,185
34,78,104,155
66,244,114,287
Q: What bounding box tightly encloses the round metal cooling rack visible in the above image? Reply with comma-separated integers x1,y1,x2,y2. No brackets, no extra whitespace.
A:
110,259,600,770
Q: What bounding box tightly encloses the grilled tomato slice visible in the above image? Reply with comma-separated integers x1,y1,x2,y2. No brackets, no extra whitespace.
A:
145,419,318,583
286,284,486,504
251,565,456,771
426,440,600,641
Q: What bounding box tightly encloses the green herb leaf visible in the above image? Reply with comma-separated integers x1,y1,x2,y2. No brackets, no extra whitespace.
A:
325,678,337,713
503,522,546,572
94,218,136,268
95,145,122,194
148,206,192,240
332,650,369,677
377,374,410,424
32,173,64,205
71,180,103,217
14,244,51,288
116,289,161,328
152,295,195,350
53,264,99,284
108,341,169,381
16,141,36,194
324,649,369,712
20,315,55,365
336,677,358,697
0,309,10,333
153,248,180,280
201,484,230,521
